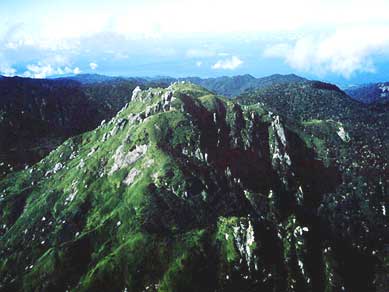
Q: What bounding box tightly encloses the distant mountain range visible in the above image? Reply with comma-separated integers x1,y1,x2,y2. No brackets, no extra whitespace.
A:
146,73,307,97
61,73,306,97
68,74,389,104
345,82,389,104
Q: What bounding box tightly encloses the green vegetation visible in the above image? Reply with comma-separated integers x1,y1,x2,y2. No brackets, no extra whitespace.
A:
0,81,387,291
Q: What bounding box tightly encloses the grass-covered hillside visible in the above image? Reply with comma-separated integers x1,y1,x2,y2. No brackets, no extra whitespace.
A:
0,83,387,292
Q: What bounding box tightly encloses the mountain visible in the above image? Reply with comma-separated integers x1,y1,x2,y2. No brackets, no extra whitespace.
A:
181,74,258,97
345,82,389,104
237,81,389,290
0,83,387,292
236,81,361,121
56,74,123,84
236,81,389,182
176,74,307,97
0,76,159,176
63,73,307,97
57,74,158,86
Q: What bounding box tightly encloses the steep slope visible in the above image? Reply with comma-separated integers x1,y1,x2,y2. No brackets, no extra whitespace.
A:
238,81,389,291
236,80,389,167
0,76,158,176
0,83,387,292
345,82,389,104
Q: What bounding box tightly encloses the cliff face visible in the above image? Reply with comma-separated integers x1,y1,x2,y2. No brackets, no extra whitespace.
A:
0,83,387,292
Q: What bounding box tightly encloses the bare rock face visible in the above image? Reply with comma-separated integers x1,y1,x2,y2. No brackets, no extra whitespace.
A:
269,115,293,188
232,217,257,272
337,125,350,143
131,86,142,101
123,168,140,186
110,144,148,174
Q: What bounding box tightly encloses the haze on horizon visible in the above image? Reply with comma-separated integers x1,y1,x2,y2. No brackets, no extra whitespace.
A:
1,0,389,86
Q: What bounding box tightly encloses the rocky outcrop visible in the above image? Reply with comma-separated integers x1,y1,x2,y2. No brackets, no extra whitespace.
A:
109,144,148,174
336,125,350,142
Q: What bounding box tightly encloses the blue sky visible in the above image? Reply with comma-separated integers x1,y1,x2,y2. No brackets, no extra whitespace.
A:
1,0,389,86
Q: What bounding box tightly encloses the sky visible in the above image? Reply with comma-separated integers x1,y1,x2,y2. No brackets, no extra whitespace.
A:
1,0,389,86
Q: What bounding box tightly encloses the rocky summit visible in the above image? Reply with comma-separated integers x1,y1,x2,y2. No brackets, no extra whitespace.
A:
0,82,388,292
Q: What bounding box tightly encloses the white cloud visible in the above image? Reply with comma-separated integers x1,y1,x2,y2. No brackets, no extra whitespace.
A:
2,0,389,78
263,26,389,78
22,63,81,78
2,0,389,51
212,56,243,70
23,64,54,79
0,64,16,77
196,61,203,67
89,62,98,70
73,67,81,75
0,52,16,76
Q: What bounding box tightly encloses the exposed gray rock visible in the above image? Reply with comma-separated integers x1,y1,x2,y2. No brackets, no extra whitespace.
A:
131,86,142,101
102,132,111,142
110,118,128,136
232,218,258,272
269,115,294,189
45,162,63,176
337,126,350,143
270,115,292,169
110,144,148,174
123,168,140,185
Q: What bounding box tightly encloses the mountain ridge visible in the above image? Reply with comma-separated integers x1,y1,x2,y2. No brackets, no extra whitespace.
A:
64,73,307,97
0,73,308,175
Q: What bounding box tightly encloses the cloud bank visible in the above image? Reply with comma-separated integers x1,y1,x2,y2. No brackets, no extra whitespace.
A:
2,0,389,80
22,63,81,79
263,26,389,78
0,57,16,76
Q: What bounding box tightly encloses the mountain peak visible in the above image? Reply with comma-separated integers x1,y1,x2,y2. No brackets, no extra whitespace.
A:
0,83,344,291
